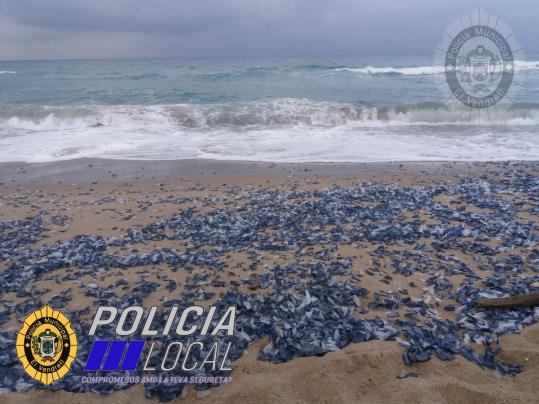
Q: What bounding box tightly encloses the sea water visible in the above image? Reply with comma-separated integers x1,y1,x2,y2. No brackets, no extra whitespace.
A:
0,55,538,162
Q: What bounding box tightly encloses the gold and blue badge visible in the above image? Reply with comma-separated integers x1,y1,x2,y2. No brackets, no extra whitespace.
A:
16,304,78,385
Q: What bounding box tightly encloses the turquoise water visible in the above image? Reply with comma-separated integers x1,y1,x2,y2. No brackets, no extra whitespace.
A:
0,56,538,162
0,56,453,105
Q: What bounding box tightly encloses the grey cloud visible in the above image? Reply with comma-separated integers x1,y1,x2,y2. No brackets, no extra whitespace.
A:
0,0,537,60
0,0,297,34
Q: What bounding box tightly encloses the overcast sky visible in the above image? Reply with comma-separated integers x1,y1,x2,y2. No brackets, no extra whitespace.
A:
0,0,537,60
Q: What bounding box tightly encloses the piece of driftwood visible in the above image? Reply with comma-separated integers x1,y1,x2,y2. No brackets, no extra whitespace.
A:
474,291,539,308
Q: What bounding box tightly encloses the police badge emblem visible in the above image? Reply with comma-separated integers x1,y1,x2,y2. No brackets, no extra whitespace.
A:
16,305,77,385
457,45,502,91
434,8,525,120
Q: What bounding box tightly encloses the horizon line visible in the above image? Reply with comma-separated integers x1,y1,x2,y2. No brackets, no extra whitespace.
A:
0,52,442,63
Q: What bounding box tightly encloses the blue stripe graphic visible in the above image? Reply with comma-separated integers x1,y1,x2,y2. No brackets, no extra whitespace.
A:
102,340,128,371
85,340,146,371
120,340,145,371
84,340,109,371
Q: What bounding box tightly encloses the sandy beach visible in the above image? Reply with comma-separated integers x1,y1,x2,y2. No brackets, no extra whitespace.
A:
2,1,539,403
1,159,538,403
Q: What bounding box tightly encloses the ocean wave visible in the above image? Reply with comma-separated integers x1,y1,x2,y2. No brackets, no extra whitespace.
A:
1,100,538,163
297,64,347,71
0,105,173,131
2,100,539,132
0,71,16,74
335,66,446,76
168,100,539,127
0,105,104,130
515,60,539,70
335,61,539,76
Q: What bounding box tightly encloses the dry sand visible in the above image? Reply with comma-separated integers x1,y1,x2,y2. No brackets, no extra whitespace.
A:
0,159,538,404
4,325,539,404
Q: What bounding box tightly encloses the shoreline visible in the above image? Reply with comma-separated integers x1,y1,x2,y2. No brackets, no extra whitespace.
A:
1,158,536,187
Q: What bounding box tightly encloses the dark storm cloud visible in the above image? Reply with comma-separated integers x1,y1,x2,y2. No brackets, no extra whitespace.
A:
0,0,537,60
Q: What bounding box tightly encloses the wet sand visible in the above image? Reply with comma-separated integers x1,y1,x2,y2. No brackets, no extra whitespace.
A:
1,159,538,404
0,158,515,187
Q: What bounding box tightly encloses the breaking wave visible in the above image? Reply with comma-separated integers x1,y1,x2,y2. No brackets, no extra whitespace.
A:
0,71,16,74
0,105,104,130
335,61,539,76
2,100,539,131
515,60,539,70
1,99,538,163
335,66,446,76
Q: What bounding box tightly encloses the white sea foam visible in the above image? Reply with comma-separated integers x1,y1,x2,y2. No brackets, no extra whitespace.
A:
515,60,539,70
336,61,539,76
3,101,539,131
0,71,16,74
335,66,446,76
0,100,538,163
